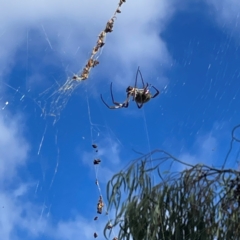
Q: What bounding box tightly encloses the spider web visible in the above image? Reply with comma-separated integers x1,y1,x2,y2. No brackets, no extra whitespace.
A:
3,1,240,240
27,0,127,124
0,4,130,238
0,16,110,240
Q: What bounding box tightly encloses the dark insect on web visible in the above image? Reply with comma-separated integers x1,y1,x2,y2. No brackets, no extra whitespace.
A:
93,159,101,165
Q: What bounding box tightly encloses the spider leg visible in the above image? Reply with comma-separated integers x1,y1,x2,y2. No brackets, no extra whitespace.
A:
137,103,143,109
135,67,140,88
100,94,121,109
100,83,130,109
110,82,116,104
137,67,145,88
110,82,129,108
123,102,129,108
151,86,160,98
121,92,131,107
143,83,149,92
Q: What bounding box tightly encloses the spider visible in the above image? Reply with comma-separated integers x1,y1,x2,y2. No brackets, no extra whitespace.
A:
100,67,160,109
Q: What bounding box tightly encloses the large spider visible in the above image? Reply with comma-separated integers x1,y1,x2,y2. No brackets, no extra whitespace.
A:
100,67,160,109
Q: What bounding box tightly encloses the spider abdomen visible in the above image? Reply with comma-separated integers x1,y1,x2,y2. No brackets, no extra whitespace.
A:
135,91,151,104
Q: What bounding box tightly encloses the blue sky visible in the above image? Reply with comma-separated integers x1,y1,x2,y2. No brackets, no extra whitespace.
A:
1,0,240,239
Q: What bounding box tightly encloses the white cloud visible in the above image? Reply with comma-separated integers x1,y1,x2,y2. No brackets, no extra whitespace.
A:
0,0,178,90
206,0,240,33
0,0,190,239
178,133,218,171
0,113,29,182
0,110,39,239
50,216,108,240
0,108,110,240
0,112,228,240
105,1,174,69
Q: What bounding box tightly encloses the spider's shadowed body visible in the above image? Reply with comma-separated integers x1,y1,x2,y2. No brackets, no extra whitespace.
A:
100,67,160,109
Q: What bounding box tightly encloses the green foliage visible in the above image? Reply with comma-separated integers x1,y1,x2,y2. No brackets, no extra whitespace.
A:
105,150,240,240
